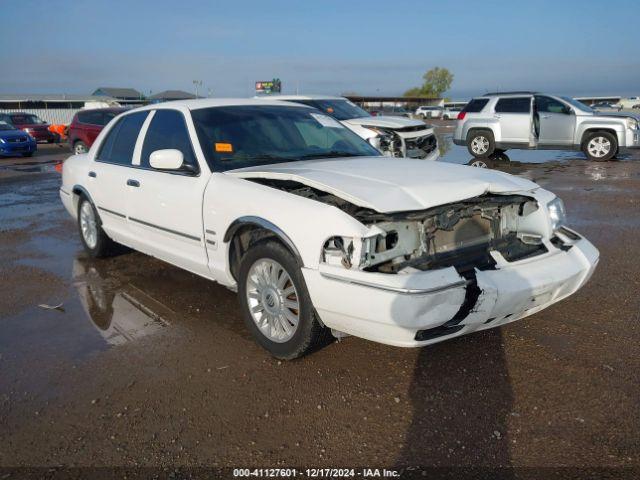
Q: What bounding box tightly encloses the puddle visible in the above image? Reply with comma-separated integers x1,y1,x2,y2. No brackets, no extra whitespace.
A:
0,159,61,173
71,258,173,346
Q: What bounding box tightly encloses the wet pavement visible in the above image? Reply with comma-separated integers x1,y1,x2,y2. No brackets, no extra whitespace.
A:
1,132,639,477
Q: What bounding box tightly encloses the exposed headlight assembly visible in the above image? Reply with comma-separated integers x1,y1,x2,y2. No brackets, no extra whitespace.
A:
547,197,567,231
322,236,355,269
626,117,639,130
363,126,397,155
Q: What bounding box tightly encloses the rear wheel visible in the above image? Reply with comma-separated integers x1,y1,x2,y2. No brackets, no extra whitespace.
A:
77,197,118,258
74,141,89,155
238,240,331,359
467,130,495,158
582,131,617,161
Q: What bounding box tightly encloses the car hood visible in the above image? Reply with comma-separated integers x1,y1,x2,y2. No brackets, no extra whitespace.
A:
342,115,427,130
0,130,29,139
593,112,640,121
228,157,539,213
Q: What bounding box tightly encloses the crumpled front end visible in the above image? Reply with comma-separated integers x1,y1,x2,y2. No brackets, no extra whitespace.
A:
344,118,439,160
300,190,599,346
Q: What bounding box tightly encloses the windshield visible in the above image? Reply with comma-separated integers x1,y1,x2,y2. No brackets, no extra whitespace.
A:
0,122,15,131
561,96,594,113
11,114,46,125
292,99,370,121
191,105,381,172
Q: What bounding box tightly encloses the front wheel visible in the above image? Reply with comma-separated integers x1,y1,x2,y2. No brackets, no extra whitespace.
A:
237,240,331,360
467,130,495,158
77,197,118,258
582,131,617,161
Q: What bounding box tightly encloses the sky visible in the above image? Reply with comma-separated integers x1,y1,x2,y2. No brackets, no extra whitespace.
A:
1,0,639,100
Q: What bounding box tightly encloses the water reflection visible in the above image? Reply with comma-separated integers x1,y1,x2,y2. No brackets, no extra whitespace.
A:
72,258,171,345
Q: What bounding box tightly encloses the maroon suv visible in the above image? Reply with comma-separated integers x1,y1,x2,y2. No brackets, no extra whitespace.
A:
67,108,127,154
0,113,58,143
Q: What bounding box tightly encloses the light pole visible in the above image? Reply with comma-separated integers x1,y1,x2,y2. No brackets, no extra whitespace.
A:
193,80,203,98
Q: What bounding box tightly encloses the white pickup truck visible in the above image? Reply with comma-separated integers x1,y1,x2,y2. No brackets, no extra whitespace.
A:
60,99,598,359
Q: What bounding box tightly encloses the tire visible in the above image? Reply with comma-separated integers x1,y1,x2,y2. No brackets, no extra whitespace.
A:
237,240,331,360
73,141,89,155
443,115,450,120
467,130,495,158
582,131,617,161
77,196,118,258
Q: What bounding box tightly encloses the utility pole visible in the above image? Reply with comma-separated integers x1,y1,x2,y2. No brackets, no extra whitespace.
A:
193,80,203,98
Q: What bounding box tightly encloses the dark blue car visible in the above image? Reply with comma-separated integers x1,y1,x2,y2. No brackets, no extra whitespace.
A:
0,121,37,157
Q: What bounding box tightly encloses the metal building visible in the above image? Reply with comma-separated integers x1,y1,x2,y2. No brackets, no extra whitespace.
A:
0,94,121,125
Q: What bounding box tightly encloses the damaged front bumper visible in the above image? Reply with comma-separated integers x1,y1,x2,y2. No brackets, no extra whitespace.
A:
302,233,599,347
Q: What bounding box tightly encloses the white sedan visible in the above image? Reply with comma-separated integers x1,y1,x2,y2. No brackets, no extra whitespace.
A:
60,99,599,359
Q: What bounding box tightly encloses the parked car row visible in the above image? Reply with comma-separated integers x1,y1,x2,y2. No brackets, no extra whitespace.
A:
60,98,598,359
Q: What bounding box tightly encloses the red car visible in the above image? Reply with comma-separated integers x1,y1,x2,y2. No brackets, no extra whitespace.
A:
67,108,127,154
0,113,58,143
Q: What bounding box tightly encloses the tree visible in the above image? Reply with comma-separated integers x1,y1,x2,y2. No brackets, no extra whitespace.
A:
404,67,454,98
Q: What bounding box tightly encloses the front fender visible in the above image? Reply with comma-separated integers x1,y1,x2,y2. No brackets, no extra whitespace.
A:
575,118,626,145
203,173,369,285
223,216,304,266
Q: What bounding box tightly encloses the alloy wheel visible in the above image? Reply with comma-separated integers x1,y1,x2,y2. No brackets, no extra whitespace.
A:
80,201,98,249
75,143,88,155
245,259,300,343
471,136,490,155
587,136,611,158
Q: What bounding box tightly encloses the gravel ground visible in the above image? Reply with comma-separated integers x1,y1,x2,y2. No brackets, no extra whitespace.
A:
0,137,638,479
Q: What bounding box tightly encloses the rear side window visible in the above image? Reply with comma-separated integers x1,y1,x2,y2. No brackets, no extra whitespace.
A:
140,110,198,171
495,97,531,113
462,99,489,113
77,111,103,125
96,111,147,165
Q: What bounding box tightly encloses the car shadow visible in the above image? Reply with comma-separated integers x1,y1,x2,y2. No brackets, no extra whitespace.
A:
395,329,514,476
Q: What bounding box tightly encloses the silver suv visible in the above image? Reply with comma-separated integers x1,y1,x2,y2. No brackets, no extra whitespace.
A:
453,92,640,161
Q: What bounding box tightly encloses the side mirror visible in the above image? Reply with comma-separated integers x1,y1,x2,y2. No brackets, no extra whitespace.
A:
149,149,184,170
564,106,573,115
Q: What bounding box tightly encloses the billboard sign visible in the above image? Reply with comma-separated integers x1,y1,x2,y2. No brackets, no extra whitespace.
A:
255,78,282,94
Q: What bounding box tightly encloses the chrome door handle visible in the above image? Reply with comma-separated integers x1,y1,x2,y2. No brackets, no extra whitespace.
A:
493,114,501,119
88,171,97,178
541,115,551,119
126,179,140,187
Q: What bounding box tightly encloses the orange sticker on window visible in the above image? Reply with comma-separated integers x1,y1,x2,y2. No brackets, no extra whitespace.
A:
326,107,334,113
215,142,233,153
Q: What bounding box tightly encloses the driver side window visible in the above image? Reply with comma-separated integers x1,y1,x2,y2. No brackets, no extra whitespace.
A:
536,96,568,114
140,110,199,172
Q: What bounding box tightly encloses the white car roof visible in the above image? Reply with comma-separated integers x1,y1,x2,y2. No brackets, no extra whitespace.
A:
129,98,314,112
